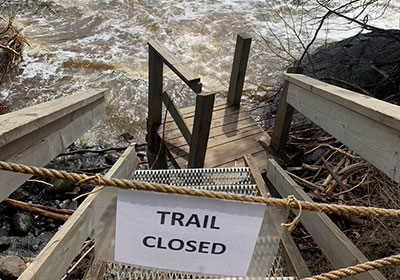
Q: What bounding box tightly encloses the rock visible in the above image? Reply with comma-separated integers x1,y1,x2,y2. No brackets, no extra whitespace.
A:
105,151,120,165
304,148,326,164
48,178,76,193
8,189,29,201
0,256,26,280
302,29,400,99
0,236,11,253
10,213,33,236
0,103,11,115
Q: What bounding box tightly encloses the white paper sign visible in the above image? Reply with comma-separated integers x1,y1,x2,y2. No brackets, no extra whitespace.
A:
114,190,266,276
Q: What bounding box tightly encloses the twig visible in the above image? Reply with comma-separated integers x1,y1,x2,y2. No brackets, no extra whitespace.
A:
305,143,360,160
59,146,128,156
338,162,369,176
287,171,325,192
336,174,368,196
27,179,54,188
0,43,19,55
1,198,71,222
322,157,348,192
61,243,95,280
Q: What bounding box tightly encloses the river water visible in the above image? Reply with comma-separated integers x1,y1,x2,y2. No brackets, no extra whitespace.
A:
1,0,400,145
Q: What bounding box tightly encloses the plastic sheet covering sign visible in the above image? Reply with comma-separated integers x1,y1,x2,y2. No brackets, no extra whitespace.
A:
94,188,286,277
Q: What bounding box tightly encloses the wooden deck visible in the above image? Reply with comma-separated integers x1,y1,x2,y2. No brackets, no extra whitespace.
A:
158,100,271,172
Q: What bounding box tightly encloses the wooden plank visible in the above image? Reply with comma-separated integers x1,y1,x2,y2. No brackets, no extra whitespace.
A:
0,90,106,201
227,34,252,106
216,149,268,171
188,93,215,168
243,154,269,197
265,169,312,279
0,89,104,149
164,100,228,120
280,229,312,278
148,39,202,93
188,133,266,168
168,123,261,154
161,91,191,145
19,145,138,280
148,43,167,169
162,102,243,135
163,110,254,142
174,125,264,158
285,73,400,131
165,113,255,145
82,258,105,280
266,159,386,280
286,82,400,183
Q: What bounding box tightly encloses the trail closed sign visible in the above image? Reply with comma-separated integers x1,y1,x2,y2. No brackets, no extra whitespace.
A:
114,190,266,276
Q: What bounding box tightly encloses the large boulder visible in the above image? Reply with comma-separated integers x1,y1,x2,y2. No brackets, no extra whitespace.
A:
302,29,400,99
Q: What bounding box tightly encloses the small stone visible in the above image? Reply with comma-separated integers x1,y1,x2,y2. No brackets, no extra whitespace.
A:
48,179,75,193
304,148,326,164
10,213,33,236
8,189,29,201
105,151,120,165
137,151,147,158
0,255,27,280
59,199,71,209
33,220,46,228
0,236,11,253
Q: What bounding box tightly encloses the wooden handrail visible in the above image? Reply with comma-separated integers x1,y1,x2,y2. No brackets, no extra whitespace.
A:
161,91,192,145
148,39,202,93
271,72,400,183
147,39,212,168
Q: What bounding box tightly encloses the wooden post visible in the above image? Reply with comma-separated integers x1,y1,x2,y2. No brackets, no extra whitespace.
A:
147,44,167,169
188,93,215,168
227,34,252,107
270,66,303,152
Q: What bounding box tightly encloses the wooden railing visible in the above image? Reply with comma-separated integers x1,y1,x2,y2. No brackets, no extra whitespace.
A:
268,70,397,280
147,34,252,169
0,89,106,201
271,72,400,183
147,39,214,168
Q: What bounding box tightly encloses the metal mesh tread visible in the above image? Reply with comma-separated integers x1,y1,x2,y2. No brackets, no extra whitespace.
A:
134,168,258,196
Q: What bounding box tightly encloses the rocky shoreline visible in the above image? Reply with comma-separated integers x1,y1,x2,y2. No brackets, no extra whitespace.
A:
0,143,149,279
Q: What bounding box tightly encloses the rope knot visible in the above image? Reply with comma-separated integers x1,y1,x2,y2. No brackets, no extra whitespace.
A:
281,195,302,232
73,174,104,202
76,174,102,186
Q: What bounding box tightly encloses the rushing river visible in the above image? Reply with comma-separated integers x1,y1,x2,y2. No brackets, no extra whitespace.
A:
1,0,400,145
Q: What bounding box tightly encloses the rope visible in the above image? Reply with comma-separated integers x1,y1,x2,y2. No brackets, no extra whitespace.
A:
302,254,400,280
1,160,400,219
281,195,302,232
